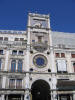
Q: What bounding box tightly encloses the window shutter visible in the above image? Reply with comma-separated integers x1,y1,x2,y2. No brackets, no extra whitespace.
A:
57,60,67,72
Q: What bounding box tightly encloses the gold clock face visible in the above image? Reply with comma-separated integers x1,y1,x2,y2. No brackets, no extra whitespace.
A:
33,54,47,68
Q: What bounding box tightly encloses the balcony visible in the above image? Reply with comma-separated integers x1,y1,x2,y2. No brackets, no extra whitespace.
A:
32,42,48,52
57,72,75,80
9,85,15,89
8,79,23,90
9,85,22,89
16,85,22,89
57,80,75,91
9,69,24,73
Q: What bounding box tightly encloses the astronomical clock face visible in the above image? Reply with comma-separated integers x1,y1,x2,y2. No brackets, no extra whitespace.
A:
33,55,47,68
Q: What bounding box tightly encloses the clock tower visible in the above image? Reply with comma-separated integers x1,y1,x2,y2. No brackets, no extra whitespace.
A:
27,13,52,71
25,13,57,100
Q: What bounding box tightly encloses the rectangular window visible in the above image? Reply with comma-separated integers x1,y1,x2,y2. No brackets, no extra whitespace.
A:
0,50,3,55
38,36,42,43
18,51,23,55
55,53,60,58
71,54,75,58
15,38,19,41
20,38,24,41
61,53,65,58
57,60,67,73
12,50,17,55
0,37,3,41
9,79,15,88
16,79,22,89
4,37,8,41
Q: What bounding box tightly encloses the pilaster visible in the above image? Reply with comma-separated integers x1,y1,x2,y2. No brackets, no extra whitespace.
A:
50,48,56,73
2,76,6,88
73,93,75,100
66,52,72,73
4,49,9,71
51,75,57,100
1,95,5,100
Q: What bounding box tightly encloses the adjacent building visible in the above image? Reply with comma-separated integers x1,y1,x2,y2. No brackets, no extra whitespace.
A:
0,13,75,100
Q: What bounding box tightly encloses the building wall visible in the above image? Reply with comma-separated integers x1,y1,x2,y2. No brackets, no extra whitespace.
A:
0,13,75,100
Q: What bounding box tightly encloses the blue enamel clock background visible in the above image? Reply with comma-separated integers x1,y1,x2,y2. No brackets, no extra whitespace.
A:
33,55,47,68
36,57,45,66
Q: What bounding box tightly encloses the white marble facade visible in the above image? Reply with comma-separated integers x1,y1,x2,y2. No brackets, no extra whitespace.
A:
0,13,75,100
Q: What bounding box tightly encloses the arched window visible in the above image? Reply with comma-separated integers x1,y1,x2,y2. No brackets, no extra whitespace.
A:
18,60,23,72
11,60,16,72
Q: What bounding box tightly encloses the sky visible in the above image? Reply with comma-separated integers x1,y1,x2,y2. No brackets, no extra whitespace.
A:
0,0,75,33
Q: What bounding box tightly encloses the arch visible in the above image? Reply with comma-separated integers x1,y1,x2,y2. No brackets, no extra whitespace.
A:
31,79,51,100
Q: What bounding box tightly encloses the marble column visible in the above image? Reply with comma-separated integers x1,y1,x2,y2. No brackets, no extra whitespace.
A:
51,76,57,100
2,76,6,88
73,93,75,100
1,95,5,100
6,95,8,100
21,95,23,100
4,49,9,71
